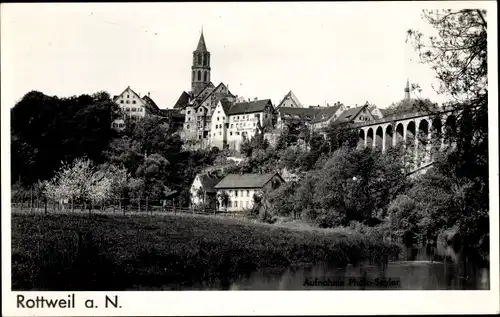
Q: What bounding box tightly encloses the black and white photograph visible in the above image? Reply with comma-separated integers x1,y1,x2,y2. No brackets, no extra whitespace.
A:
1,1,498,316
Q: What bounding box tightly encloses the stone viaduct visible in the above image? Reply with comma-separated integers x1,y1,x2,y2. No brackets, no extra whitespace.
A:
322,109,460,172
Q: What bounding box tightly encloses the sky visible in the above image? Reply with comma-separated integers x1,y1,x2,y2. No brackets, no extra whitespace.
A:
0,2,485,110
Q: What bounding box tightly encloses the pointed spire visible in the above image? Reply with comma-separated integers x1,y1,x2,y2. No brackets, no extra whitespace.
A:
404,78,410,100
196,27,207,52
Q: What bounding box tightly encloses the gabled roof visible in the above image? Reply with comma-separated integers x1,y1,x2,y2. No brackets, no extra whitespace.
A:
193,82,215,101
198,174,223,193
277,90,303,108
334,105,368,124
174,91,191,109
228,99,273,115
113,86,143,103
214,173,283,189
309,104,343,124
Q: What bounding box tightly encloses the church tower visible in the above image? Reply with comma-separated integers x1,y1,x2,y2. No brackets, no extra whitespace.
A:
404,79,411,100
191,29,211,96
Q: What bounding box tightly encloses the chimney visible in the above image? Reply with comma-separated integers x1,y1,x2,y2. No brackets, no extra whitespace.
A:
254,97,258,102
248,98,250,102
148,92,151,97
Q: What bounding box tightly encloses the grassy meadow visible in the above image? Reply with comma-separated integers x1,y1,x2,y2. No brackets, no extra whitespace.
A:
12,212,401,290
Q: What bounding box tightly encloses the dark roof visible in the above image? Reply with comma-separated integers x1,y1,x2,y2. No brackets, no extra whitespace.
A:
214,173,282,189
310,105,343,123
160,109,185,120
379,108,392,117
228,99,272,115
199,174,222,193
335,105,367,124
278,107,318,120
195,32,208,52
220,99,233,114
173,91,191,109
142,95,161,114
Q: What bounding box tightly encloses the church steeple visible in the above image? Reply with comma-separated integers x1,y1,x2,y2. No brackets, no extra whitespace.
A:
191,28,211,96
404,78,411,100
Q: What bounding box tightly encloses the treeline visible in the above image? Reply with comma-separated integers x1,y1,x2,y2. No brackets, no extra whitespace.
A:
11,90,222,208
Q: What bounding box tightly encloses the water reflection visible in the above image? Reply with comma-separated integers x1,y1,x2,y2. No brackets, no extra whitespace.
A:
229,261,489,290
228,245,490,290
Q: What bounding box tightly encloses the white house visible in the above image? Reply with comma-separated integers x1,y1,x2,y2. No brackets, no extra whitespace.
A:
214,172,284,213
112,86,161,129
189,173,222,209
225,99,274,152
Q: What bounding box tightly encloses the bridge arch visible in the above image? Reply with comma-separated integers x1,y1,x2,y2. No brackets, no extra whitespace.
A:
385,124,393,151
406,121,416,149
366,128,374,149
395,123,404,147
358,129,366,149
375,126,384,150
417,119,430,166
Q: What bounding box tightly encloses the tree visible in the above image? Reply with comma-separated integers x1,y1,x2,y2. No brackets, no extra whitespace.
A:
11,91,119,185
325,123,358,152
217,191,229,211
405,9,489,262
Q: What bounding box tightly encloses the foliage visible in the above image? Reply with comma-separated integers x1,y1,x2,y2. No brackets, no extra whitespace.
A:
11,91,120,185
405,9,489,262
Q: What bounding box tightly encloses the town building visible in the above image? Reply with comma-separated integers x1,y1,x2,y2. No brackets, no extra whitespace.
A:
172,31,236,148
309,102,346,130
276,90,303,108
214,172,284,212
189,173,222,209
112,86,161,129
334,103,376,125
209,98,275,151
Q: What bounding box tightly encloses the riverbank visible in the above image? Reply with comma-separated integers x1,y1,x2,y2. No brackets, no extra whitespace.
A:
12,212,401,290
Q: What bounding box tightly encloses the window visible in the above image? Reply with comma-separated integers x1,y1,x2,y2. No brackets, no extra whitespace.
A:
219,132,222,135
236,132,240,135
230,124,233,128
235,190,238,197
204,72,208,81
125,108,131,112
223,117,225,121
132,100,136,104
187,111,191,114
228,201,232,207
138,108,142,112
246,190,250,197
217,117,220,121
234,201,238,207
230,132,233,136
198,71,201,80
127,95,129,98
120,100,124,104
126,100,130,104
197,54,202,64
237,116,240,119
213,133,216,136
187,125,190,129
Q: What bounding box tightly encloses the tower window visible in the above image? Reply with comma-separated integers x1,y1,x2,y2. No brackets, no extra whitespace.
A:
204,72,208,82
203,54,207,66
198,54,202,65
192,71,195,81
198,71,201,80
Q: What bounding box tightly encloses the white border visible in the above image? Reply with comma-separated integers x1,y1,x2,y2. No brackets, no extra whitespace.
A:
2,1,499,316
